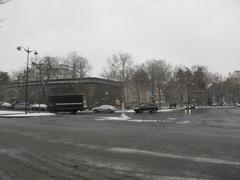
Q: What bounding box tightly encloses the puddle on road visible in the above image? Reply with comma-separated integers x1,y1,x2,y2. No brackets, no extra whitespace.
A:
176,121,191,125
95,116,191,125
95,116,161,122
136,174,209,180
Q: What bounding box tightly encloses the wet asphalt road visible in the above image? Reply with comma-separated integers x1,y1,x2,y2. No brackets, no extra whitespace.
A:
0,107,240,180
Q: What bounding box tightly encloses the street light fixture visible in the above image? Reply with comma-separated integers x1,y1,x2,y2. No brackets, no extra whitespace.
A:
17,46,38,114
105,92,109,104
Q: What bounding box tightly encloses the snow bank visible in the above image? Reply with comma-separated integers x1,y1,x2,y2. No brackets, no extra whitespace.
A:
176,120,191,125
116,108,184,113
0,111,24,115
95,115,190,124
0,110,55,118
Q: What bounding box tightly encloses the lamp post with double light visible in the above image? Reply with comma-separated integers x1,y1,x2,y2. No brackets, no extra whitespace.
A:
17,46,38,114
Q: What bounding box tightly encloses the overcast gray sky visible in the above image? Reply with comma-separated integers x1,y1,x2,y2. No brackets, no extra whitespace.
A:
0,0,240,76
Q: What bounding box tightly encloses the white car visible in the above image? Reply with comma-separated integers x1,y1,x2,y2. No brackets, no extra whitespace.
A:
235,103,240,107
0,102,12,109
30,104,47,111
92,105,116,113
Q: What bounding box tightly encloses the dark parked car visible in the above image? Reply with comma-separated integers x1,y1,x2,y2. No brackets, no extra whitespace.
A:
134,104,158,113
12,102,30,110
185,104,196,110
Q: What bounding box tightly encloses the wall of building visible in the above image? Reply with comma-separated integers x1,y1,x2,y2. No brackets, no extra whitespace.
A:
2,78,122,109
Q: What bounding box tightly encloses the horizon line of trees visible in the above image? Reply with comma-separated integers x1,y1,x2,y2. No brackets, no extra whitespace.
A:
0,50,239,106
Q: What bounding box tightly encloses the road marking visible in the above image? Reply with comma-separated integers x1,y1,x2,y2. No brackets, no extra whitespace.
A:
136,174,208,180
107,147,240,166
9,130,238,168
42,139,240,166
45,139,240,166
65,154,209,180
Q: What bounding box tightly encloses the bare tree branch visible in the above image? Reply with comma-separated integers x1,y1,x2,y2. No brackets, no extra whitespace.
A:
0,0,11,4
65,52,92,78
0,0,11,28
101,51,133,111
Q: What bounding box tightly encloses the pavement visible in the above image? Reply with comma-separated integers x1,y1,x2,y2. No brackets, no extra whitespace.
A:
0,107,239,179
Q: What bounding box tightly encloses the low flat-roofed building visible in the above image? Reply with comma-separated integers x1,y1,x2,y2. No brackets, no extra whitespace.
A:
229,70,240,81
2,77,122,109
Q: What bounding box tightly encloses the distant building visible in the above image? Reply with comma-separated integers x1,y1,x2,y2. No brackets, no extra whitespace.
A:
228,70,240,81
2,77,122,109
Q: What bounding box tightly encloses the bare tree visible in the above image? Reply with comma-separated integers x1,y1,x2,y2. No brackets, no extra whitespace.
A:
0,0,11,28
170,67,186,106
65,52,92,78
131,65,149,105
0,71,11,101
101,51,133,111
10,69,26,101
145,59,172,109
31,56,59,100
0,71,9,86
169,65,214,106
0,0,11,4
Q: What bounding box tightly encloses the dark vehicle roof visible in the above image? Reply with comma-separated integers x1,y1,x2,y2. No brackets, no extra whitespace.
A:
49,95,84,97
48,95,84,103
140,104,157,106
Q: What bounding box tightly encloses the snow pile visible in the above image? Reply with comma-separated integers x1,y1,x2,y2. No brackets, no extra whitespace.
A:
120,113,131,120
95,115,191,124
177,120,191,125
115,109,135,113
96,113,131,121
0,111,55,118
0,111,24,115
159,108,184,112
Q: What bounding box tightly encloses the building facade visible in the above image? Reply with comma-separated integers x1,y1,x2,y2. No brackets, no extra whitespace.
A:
2,78,122,109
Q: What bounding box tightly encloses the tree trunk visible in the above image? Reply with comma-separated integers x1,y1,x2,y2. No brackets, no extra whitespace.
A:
122,83,125,114
136,80,141,106
157,84,161,110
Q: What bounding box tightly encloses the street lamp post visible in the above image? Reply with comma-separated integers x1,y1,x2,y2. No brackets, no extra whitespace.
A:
17,46,38,114
105,92,109,104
